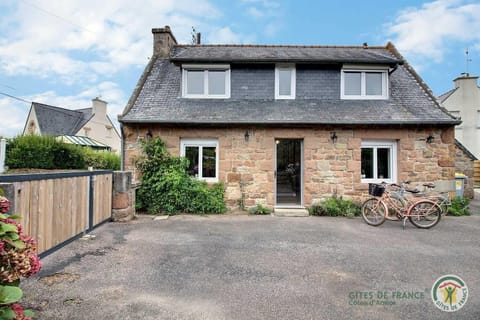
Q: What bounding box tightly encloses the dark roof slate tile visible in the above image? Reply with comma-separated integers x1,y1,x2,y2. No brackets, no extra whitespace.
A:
119,45,458,126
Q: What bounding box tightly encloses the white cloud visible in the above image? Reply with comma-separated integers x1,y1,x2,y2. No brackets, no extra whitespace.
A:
207,27,254,44
247,7,264,18
386,0,480,63
0,98,30,137
0,0,233,84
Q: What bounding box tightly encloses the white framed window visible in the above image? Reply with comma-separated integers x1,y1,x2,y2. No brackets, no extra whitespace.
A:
361,140,397,183
180,139,219,182
341,66,388,99
275,64,296,99
182,64,231,98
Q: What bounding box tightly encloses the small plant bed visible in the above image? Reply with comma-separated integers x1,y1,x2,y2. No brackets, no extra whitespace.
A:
308,196,361,218
448,196,471,216
249,204,271,215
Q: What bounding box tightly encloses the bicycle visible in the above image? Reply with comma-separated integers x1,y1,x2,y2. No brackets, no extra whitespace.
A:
417,183,451,215
361,182,442,229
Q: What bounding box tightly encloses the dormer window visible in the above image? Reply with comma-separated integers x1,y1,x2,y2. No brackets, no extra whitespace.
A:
275,64,296,99
182,64,230,98
341,66,388,100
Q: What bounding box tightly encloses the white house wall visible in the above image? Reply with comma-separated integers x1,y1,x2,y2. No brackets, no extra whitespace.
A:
442,77,480,159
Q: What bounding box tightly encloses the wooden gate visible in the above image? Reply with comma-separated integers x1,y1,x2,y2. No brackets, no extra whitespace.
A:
0,171,112,255
474,161,480,186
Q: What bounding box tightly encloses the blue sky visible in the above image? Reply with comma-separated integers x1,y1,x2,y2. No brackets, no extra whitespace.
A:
1,0,480,137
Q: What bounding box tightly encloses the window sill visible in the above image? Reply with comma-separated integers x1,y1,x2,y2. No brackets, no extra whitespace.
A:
361,179,394,184
341,95,388,100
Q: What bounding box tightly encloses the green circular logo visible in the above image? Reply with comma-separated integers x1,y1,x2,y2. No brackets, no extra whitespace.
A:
431,275,468,312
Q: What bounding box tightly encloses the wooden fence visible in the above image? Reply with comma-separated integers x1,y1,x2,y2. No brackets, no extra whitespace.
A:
475,161,480,186
0,171,112,255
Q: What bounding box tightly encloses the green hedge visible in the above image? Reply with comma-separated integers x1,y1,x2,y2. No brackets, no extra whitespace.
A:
5,135,120,170
135,137,226,215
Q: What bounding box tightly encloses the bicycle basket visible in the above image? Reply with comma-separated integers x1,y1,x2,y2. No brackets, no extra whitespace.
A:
368,183,385,197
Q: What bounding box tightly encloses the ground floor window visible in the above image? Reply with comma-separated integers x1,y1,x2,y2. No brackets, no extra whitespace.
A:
180,139,219,182
361,140,397,183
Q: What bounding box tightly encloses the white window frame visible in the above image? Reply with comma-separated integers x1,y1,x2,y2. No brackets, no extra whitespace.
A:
275,64,296,100
361,140,397,184
182,64,231,99
180,138,219,182
341,65,389,100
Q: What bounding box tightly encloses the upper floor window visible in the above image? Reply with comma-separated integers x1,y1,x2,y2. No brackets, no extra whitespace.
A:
341,67,388,100
182,64,230,98
275,65,296,99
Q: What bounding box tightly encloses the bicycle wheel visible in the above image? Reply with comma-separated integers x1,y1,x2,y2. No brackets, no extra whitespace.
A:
408,200,442,229
361,198,387,226
437,195,450,216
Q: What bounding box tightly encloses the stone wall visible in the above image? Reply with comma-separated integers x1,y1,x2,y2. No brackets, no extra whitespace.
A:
455,143,475,199
123,124,456,209
112,171,136,221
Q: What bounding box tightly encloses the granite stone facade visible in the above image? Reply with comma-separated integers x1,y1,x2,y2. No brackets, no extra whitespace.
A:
123,125,455,209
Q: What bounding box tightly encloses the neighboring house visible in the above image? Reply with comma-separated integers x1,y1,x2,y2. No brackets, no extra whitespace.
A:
23,98,121,153
438,74,480,159
119,26,459,211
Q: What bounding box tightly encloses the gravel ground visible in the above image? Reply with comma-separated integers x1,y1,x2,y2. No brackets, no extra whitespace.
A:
22,214,480,320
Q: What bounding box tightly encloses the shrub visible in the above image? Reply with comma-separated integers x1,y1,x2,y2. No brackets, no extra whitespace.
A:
309,196,360,217
0,193,41,319
448,196,470,216
6,135,85,170
249,204,271,215
6,135,120,171
83,148,120,170
135,137,226,215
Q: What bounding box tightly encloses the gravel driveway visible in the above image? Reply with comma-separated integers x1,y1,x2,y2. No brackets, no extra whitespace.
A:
22,214,480,320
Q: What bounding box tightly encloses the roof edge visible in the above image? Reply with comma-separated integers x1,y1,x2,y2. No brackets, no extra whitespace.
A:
455,139,478,160
386,42,459,123
119,55,159,121
119,119,461,126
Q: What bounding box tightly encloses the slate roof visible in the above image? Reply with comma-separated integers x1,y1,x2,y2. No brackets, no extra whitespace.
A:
438,88,457,103
119,43,459,126
32,102,92,135
170,45,401,65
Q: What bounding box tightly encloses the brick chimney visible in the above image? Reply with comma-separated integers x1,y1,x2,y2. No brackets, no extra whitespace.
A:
92,97,107,117
152,26,177,58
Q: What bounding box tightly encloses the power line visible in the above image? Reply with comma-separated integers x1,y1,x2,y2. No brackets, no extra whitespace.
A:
0,92,31,104
19,0,96,34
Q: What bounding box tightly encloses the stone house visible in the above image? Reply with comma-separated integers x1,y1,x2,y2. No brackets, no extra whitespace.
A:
119,26,459,212
23,98,121,153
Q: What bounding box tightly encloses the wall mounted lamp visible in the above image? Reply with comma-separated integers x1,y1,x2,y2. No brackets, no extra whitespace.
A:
146,129,153,140
330,131,338,143
426,135,434,144
244,130,250,142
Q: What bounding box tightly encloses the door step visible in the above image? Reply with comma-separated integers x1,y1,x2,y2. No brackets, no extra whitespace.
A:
273,208,309,217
